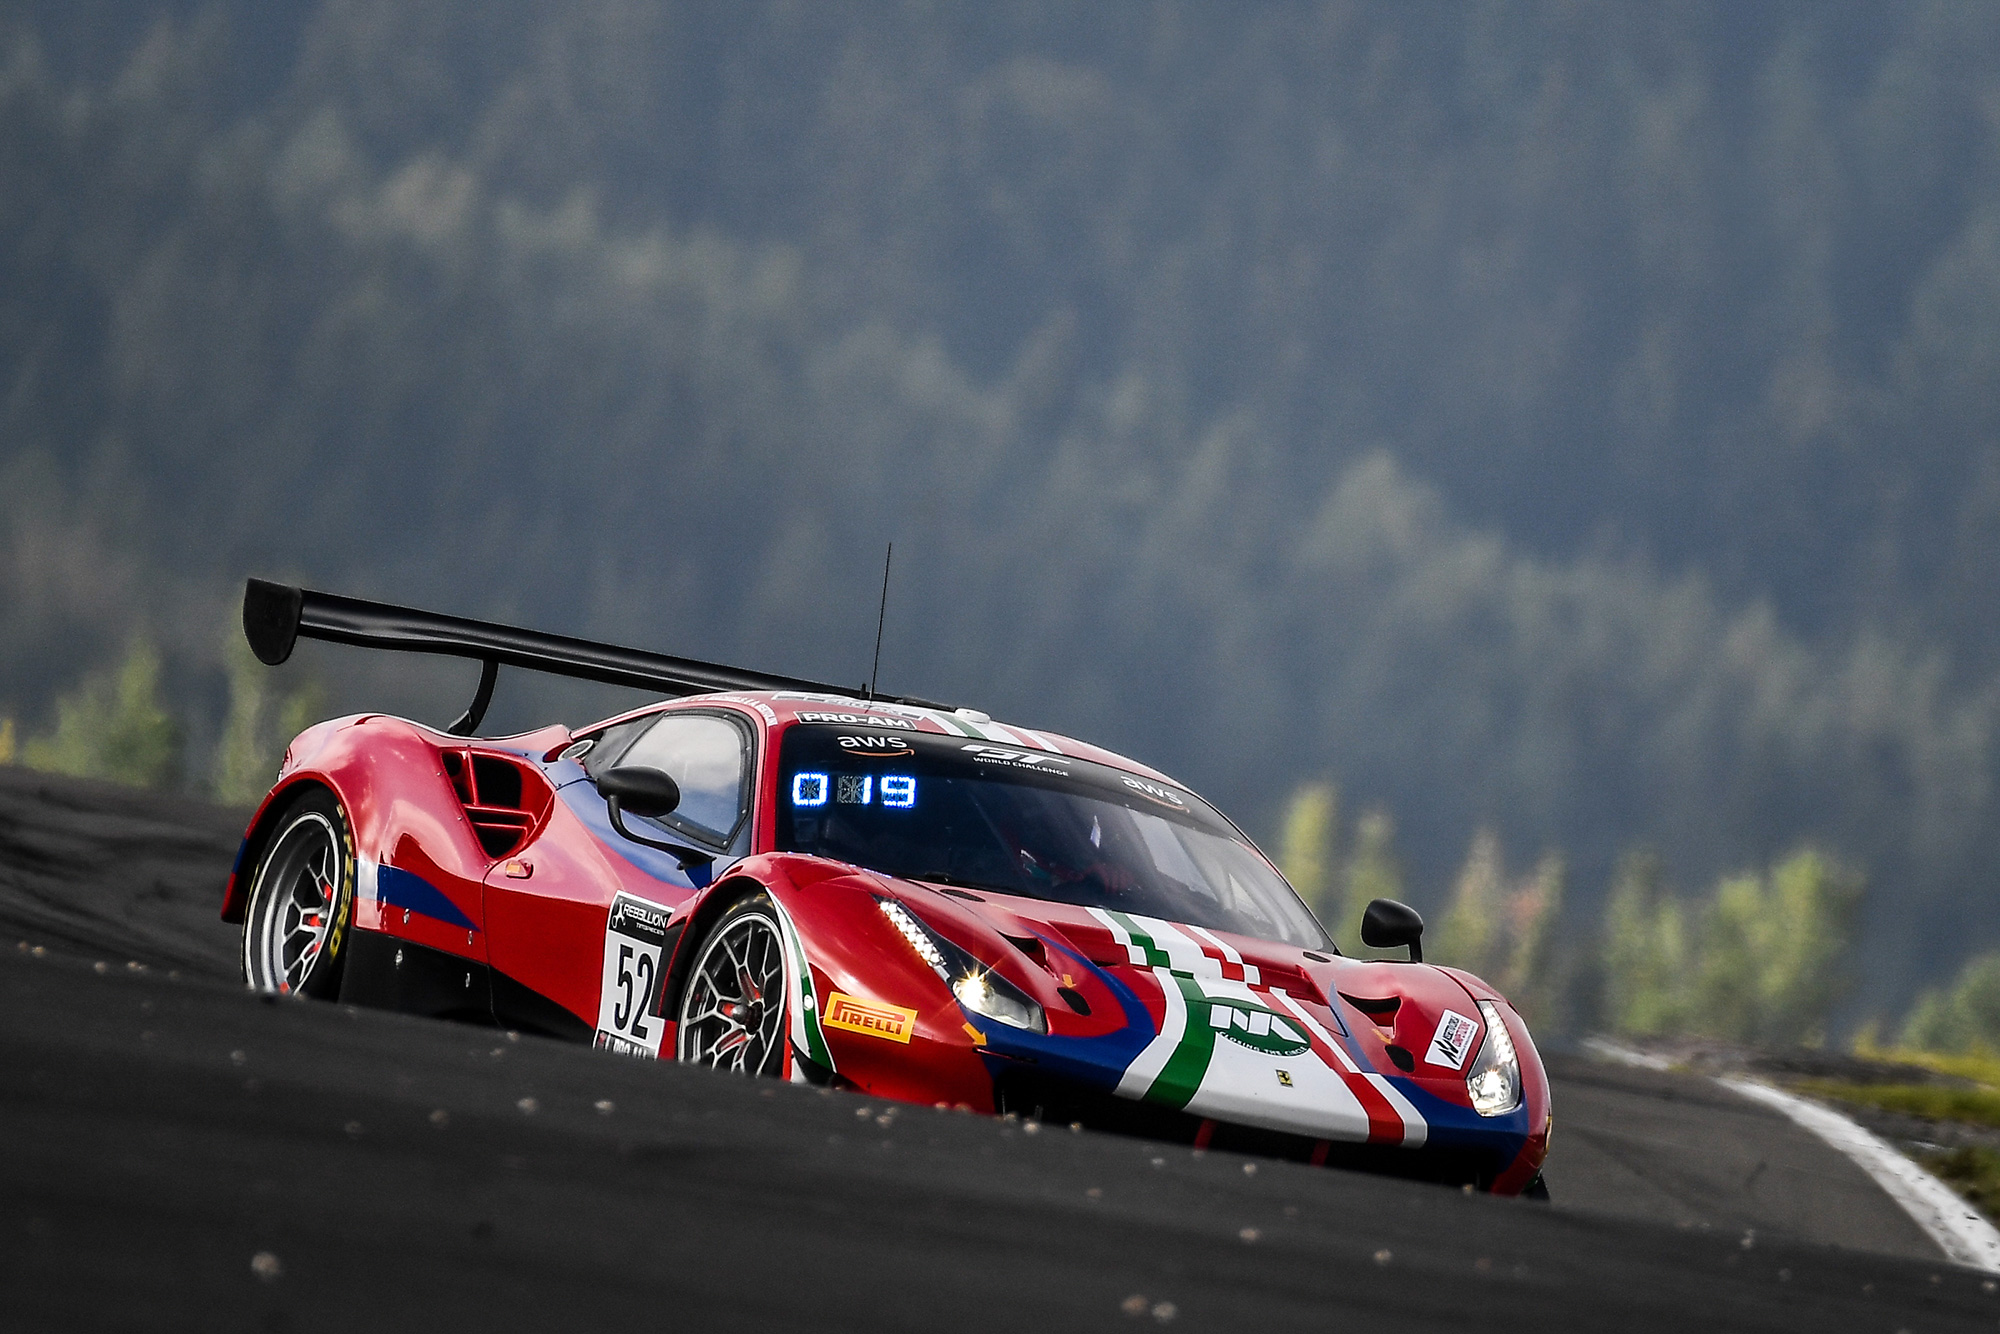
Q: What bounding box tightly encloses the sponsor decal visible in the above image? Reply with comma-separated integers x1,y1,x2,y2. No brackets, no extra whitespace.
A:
1276,1069,1294,1088
959,743,1070,771
1424,1009,1480,1070
1121,775,1188,809
1208,1002,1313,1057
836,734,915,757
713,695,781,725
594,893,673,1058
823,991,917,1044
797,710,917,730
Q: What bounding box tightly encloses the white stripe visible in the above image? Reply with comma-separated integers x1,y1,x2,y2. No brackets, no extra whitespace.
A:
1185,924,1261,986
1115,967,1189,1099
924,710,982,739
1087,906,1151,967
356,856,379,905
766,897,825,1085
1362,1074,1429,1148
978,721,1023,744
1012,728,1062,753
1268,989,1427,1147
1718,1076,2000,1272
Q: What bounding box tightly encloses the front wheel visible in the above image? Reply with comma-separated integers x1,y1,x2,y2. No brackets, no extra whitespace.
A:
241,788,355,998
676,892,790,1078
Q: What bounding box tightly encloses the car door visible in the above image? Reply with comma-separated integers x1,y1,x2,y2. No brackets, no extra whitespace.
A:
481,707,758,1046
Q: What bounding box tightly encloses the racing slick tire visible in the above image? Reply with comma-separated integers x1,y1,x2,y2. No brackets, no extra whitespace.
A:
1524,1173,1550,1202
675,890,791,1079
240,787,356,1000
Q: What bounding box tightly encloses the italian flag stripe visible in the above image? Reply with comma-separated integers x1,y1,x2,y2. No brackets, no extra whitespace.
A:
1143,974,1219,1109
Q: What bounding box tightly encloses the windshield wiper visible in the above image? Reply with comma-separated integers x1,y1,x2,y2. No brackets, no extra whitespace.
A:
908,871,1014,897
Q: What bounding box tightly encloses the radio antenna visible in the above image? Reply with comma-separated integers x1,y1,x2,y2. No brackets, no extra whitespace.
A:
866,542,893,700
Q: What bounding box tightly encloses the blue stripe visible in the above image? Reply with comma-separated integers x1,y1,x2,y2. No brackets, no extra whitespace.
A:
376,864,478,931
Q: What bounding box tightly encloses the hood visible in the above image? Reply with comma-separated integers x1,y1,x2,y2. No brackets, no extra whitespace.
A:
878,875,1512,1147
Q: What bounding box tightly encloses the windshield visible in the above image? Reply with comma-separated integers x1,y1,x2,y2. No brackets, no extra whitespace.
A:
774,726,1330,949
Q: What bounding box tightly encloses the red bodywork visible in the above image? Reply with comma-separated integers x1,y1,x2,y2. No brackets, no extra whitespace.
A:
223,693,1550,1192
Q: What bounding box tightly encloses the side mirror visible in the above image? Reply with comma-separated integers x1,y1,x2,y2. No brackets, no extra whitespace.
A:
1361,898,1424,963
596,765,681,818
594,766,712,879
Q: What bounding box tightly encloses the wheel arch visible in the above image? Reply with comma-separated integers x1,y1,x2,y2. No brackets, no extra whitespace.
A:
659,872,774,1020
221,775,348,923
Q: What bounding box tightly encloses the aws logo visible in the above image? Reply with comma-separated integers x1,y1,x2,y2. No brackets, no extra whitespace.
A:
837,734,915,757
1122,775,1188,809
1206,1002,1311,1057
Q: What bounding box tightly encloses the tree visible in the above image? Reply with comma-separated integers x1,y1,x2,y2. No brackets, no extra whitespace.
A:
1902,954,2000,1054
1338,808,1404,956
212,632,324,805
1501,850,1567,1030
22,637,181,789
1276,782,1339,922
1601,850,1688,1037
1436,828,1505,979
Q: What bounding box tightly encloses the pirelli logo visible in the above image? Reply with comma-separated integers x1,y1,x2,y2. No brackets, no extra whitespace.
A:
823,991,917,1044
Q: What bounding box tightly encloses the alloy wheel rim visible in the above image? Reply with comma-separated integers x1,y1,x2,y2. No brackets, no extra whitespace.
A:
247,812,341,994
678,911,788,1076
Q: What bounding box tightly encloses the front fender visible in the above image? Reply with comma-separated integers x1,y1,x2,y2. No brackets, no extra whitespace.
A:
662,856,995,1107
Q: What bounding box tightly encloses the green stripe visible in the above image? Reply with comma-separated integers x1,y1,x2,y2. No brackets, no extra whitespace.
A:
781,911,834,1069
1144,974,1217,1110
1108,909,1173,969
930,711,981,738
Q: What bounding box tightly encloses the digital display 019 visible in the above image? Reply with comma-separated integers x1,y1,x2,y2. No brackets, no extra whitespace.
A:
790,771,917,809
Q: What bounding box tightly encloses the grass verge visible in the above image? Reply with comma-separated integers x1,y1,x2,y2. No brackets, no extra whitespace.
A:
1795,1080,2000,1130
1916,1147,2000,1219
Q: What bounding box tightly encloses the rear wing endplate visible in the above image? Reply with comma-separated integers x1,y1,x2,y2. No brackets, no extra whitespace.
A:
242,578,940,737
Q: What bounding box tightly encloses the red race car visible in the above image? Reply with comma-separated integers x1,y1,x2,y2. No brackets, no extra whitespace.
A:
224,581,1550,1194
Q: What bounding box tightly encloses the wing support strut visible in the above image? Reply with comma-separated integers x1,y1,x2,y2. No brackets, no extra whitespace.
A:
447,658,499,737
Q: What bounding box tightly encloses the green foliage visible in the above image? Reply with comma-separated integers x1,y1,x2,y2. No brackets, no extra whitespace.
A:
1900,955,2000,1055
1601,847,1860,1044
1436,829,1505,979
1502,851,1566,1029
1434,832,1568,1027
212,633,324,806
1336,808,1404,956
0,715,15,765
1752,849,1864,1045
22,637,181,789
1276,782,1338,920
1918,1147,2000,1223
1602,851,1688,1036
1797,1079,2000,1130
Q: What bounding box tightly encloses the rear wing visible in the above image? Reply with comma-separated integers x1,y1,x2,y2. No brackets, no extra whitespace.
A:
242,578,945,737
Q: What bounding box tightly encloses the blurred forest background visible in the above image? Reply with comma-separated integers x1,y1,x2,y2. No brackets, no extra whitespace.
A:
8,1,2000,1044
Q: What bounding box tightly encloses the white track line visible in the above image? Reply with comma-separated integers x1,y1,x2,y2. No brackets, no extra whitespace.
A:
1584,1037,2000,1271
1715,1076,2000,1272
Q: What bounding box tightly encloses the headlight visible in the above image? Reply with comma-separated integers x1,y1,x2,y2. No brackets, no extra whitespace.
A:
952,969,1047,1033
879,898,1048,1035
1466,1000,1522,1117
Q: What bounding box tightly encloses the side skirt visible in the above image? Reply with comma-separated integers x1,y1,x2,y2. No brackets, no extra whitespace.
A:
338,930,592,1042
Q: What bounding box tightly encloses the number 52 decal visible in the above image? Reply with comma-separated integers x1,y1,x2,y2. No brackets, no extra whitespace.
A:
595,893,674,1058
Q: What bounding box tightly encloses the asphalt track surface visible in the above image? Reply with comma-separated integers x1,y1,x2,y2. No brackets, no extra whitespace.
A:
3,767,1995,1331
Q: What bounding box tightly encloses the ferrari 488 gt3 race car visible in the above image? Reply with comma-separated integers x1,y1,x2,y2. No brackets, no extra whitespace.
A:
223,581,1550,1194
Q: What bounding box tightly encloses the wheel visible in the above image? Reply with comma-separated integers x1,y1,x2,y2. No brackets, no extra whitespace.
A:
1523,1173,1551,1202
241,788,355,998
676,892,790,1077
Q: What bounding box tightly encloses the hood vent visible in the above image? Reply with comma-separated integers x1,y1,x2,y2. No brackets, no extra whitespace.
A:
1339,993,1402,1024
442,749,551,859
